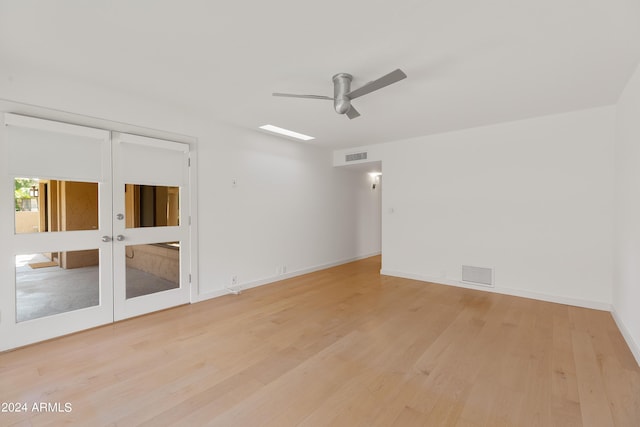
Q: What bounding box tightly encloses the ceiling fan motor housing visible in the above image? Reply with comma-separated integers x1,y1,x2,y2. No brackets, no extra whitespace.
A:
333,73,353,114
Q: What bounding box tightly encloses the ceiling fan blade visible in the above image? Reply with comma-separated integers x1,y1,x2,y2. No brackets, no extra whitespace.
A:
346,105,361,119
272,93,334,100
345,69,407,100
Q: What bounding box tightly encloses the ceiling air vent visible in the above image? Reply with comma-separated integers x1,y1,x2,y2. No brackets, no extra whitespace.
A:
346,152,367,162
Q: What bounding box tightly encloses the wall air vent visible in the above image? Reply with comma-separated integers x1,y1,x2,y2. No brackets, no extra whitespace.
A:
345,152,367,162
461,265,494,287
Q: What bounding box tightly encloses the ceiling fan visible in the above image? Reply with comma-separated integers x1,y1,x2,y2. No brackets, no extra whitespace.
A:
273,68,407,119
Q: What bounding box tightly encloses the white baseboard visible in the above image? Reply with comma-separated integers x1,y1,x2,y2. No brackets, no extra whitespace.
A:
380,269,611,311
194,252,381,303
611,307,640,367
193,289,230,301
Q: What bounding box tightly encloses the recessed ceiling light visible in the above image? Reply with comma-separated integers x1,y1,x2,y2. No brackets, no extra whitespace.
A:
259,124,315,141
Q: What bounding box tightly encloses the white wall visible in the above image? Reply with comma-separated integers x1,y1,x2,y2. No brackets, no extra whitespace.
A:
353,171,382,257
195,125,381,298
336,106,616,309
614,62,640,364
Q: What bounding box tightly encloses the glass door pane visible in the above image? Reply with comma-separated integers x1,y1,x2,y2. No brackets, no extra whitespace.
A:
125,242,180,299
125,184,180,228
16,250,100,322
14,178,99,234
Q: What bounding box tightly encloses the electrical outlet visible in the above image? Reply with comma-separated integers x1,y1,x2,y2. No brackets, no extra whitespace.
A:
231,275,238,285
282,265,287,274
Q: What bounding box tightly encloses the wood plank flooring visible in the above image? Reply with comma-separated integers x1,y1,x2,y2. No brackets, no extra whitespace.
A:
1,256,638,426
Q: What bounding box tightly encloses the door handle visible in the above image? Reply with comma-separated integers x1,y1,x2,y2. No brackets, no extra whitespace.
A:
116,235,125,241
101,235,112,242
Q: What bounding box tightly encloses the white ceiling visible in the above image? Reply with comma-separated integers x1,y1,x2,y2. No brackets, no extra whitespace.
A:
1,0,639,149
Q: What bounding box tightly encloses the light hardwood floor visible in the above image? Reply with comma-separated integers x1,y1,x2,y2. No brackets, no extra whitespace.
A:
1,256,638,426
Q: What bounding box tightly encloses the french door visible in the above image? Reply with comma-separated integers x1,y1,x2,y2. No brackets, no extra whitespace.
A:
2,114,191,351
112,132,190,320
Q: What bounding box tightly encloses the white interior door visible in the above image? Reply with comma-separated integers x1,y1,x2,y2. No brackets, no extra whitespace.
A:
112,133,190,321
2,114,113,350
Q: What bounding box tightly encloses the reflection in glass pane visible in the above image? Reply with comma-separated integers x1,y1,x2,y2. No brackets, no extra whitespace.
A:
125,184,179,228
16,250,100,322
14,178,99,234
126,242,180,299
